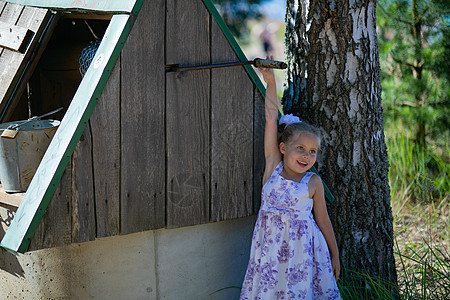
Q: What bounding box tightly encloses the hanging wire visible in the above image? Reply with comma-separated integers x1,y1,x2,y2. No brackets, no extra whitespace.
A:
84,20,99,40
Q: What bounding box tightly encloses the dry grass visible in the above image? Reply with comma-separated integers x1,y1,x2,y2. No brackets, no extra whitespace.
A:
391,186,450,299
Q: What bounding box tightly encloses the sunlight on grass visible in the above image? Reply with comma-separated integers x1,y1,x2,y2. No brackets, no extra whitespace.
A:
388,133,450,299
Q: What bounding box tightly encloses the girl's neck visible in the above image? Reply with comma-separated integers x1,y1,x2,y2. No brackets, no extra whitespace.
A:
280,166,307,183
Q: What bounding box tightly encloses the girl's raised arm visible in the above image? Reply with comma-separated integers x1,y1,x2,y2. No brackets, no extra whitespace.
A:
260,67,282,185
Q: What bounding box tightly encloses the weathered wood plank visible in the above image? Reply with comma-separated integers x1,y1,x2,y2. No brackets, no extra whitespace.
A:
0,20,33,53
0,2,24,76
91,58,120,237
0,2,22,22
0,4,50,120
210,19,253,221
166,0,210,66
0,2,6,13
0,187,24,208
28,160,72,251
253,88,265,213
166,0,210,228
0,1,13,58
120,0,165,234
37,63,79,119
71,123,95,243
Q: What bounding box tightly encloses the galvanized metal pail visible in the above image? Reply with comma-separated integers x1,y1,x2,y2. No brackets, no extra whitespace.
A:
0,119,60,192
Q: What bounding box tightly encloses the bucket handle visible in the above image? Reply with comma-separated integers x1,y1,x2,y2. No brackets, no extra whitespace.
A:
5,107,63,131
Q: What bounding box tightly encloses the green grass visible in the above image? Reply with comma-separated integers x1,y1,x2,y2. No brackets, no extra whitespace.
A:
387,132,450,299
387,134,450,204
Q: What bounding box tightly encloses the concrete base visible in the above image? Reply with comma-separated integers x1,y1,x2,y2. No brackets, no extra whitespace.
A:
0,216,256,299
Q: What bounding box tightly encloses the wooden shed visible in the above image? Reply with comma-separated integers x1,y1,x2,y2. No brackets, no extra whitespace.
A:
0,0,265,254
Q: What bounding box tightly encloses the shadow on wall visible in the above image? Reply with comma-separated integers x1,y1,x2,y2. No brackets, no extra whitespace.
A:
0,206,25,278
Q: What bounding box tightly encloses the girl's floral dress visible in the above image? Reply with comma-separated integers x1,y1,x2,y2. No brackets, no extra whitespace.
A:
240,161,341,300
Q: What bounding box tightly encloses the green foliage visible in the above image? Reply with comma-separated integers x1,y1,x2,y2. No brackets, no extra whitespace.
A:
377,0,450,146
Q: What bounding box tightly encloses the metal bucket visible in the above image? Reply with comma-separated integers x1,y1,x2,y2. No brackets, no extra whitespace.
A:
0,119,60,192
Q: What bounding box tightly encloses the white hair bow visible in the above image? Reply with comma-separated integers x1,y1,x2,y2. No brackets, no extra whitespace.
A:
279,114,302,126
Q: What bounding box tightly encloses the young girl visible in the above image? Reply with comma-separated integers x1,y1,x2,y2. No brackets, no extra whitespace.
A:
240,67,341,299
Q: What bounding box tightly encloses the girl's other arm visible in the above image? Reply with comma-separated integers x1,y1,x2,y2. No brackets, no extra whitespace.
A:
260,67,281,185
310,174,340,281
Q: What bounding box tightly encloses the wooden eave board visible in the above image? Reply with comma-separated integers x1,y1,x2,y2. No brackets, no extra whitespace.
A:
0,12,138,254
0,2,51,119
4,0,140,14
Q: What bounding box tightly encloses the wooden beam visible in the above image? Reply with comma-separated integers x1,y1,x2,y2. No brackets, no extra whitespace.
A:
4,0,140,14
60,13,112,20
0,20,33,53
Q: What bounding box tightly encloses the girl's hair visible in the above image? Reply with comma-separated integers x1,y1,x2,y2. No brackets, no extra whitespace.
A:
279,122,321,144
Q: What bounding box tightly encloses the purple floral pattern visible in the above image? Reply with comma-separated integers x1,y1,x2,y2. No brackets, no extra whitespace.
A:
277,241,294,263
240,161,341,299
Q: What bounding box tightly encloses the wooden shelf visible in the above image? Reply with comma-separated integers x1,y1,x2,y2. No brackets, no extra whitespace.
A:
0,185,25,209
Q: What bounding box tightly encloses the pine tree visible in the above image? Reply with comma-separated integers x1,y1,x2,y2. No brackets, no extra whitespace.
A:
377,0,450,147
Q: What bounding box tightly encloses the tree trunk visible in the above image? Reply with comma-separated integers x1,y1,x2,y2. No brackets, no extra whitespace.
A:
411,0,426,147
283,0,398,295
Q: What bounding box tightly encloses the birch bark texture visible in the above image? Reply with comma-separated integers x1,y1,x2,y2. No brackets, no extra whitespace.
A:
283,0,397,290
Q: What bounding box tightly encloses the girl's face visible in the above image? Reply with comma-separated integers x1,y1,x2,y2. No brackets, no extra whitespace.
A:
279,132,320,176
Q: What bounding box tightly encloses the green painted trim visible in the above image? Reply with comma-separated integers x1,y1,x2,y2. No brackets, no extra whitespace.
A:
4,0,140,13
202,0,334,203
202,0,266,97
0,13,139,254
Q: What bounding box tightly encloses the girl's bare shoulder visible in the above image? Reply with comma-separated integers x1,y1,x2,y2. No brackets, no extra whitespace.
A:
308,173,324,197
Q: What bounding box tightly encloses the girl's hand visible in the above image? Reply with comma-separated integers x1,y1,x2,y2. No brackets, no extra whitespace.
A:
258,56,276,86
331,256,340,281
259,67,275,86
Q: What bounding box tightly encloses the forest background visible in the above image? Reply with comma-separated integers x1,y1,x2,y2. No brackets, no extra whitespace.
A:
213,0,449,298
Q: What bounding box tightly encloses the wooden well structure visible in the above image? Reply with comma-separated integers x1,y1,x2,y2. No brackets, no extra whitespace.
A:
0,0,265,253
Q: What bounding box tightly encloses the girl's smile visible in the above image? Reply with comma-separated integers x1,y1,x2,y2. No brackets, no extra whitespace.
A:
279,132,320,181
